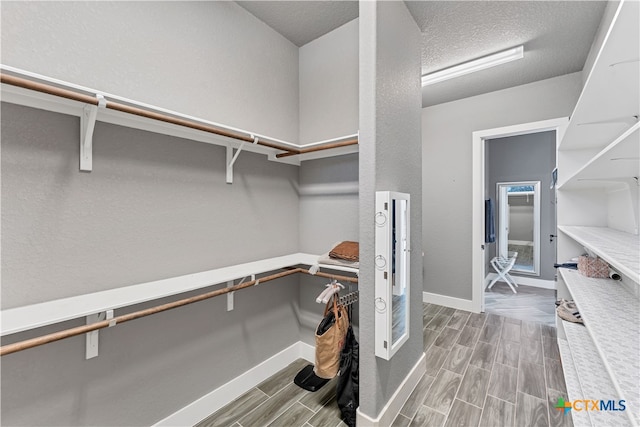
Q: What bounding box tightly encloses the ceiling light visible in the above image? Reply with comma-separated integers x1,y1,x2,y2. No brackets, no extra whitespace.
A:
421,45,524,87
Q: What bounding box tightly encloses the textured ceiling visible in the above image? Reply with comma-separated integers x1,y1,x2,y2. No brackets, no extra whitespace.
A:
235,1,607,107
236,1,358,47
406,1,608,106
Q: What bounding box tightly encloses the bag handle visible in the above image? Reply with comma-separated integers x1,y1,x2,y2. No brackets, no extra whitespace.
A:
324,293,340,321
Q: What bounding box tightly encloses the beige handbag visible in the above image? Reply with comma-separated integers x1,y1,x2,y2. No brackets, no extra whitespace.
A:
314,294,349,379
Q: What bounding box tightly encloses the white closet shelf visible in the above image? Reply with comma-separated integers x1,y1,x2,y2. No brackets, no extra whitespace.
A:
558,122,639,191
0,65,359,166
559,1,639,152
560,321,631,426
296,252,359,274
557,338,590,427
557,338,591,426
558,226,640,282
559,268,640,424
0,253,357,337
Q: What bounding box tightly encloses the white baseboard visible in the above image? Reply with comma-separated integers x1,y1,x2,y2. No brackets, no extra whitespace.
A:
299,340,315,361
356,352,426,427
154,341,315,426
485,273,556,289
423,292,475,312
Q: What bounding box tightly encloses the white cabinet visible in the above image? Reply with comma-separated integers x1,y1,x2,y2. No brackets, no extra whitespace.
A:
374,191,411,360
555,2,639,426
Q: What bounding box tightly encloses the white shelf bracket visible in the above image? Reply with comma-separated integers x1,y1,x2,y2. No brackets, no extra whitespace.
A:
85,309,113,360
226,135,258,184
227,275,254,311
80,94,106,172
226,280,235,311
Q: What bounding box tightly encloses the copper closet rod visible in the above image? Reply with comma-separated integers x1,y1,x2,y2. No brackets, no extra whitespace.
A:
0,74,358,157
0,268,357,357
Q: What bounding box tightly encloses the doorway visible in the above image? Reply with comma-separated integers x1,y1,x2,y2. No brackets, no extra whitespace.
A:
471,118,568,314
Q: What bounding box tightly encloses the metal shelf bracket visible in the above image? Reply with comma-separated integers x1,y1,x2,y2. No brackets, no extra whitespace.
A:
226,135,258,184
80,94,106,172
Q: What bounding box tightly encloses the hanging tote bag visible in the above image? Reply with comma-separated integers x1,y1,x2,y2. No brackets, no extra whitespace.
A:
314,294,349,379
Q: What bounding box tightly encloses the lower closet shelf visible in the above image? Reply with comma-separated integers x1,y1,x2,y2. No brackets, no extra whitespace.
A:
560,320,631,426
557,337,590,427
1,253,358,338
559,268,640,425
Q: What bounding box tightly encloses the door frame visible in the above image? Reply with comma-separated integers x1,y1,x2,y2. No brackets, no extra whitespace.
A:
471,117,568,313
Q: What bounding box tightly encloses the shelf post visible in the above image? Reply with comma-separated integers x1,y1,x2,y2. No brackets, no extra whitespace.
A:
226,280,234,311
80,94,106,172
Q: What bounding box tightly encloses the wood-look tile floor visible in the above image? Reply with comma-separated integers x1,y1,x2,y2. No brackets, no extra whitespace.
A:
196,304,569,427
195,358,347,427
484,283,557,327
397,304,570,427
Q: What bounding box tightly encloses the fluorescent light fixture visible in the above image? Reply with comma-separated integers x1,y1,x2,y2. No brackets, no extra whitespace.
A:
421,45,524,86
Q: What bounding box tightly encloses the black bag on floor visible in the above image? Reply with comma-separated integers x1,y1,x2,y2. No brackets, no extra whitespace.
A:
336,325,359,427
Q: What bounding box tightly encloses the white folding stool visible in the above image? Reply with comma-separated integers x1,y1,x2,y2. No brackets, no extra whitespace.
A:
487,251,519,293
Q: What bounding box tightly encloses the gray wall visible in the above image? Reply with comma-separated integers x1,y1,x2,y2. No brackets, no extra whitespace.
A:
1,104,301,426
297,14,359,256
359,0,423,418
299,18,359,143
422,72,582,301
0,1,299,141
486,131,557,280
298,154,359,345
297,19,360,345
1,2,303,425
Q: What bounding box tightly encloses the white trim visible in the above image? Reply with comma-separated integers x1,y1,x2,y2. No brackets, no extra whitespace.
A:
299,340,315,362
422,292,476,313
356,352,426,427
154,341,314,427
484,273,556,290
472,117,568,313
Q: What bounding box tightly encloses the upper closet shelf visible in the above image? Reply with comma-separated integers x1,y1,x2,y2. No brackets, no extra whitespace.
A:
557,225,640,282
559,0,639,152
557,122,639,190
0,65,359,172
0,253,357,337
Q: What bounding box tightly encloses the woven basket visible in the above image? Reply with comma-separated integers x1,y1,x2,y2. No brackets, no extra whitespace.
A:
577,255,609,278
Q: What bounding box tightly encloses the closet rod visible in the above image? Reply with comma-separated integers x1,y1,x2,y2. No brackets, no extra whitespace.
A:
297,268,359,284
275,137,359,158
0,268,302,357
0,73,296,154
0,267,359,357
1,73,359,158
